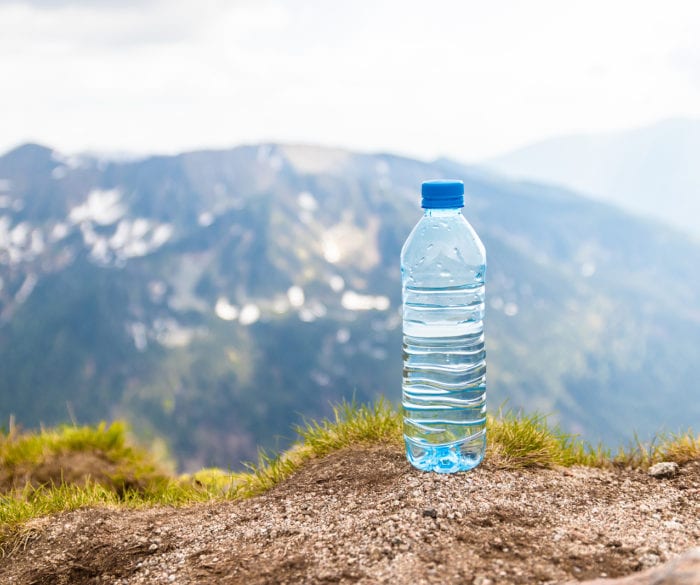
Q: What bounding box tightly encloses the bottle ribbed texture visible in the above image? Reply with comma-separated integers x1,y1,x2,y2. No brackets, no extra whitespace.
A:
401,199,486,473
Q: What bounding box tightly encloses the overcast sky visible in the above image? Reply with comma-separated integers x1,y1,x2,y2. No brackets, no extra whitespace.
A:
1,0,699,161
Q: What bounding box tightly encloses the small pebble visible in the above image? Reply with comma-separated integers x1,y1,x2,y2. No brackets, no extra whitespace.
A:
648,462,679,479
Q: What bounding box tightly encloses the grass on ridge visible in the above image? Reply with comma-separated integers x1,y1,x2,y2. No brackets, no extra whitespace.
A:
0,421,168,492
610,429,700,468
296,398,402,456
486,409,609,469
1,401,698,544
1,421,137,467
195,398,403,498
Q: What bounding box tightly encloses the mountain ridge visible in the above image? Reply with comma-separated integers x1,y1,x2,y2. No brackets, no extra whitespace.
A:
484,117,700,236
1,141,699,470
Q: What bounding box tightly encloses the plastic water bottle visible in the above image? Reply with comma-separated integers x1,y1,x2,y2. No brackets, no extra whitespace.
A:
401,180,486,473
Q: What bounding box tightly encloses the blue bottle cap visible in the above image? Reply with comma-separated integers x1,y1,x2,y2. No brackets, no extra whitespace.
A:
421,180,464,209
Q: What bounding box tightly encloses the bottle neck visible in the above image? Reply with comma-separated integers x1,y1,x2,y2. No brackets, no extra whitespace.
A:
423,207,462,217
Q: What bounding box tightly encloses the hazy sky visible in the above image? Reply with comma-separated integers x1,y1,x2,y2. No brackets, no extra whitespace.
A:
1,0,700,161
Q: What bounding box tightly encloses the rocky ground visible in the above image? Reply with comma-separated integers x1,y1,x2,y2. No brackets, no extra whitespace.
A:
1,444,699,584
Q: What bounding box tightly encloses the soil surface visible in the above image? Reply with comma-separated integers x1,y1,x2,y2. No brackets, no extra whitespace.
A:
1,444,699,584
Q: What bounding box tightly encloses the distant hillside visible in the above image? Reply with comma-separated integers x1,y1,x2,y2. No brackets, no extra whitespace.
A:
1,142,700,470
484,118,700,236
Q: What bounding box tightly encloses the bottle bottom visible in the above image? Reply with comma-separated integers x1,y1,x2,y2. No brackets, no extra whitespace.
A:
404,432,485,473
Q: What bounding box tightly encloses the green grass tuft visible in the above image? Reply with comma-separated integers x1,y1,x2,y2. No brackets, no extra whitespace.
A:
0,421,163,485
2,421,124,464
610,429,700,469
0,479,222,542
1,482,119,530
296,398,402,457
486,409,610,469
659,431,700,464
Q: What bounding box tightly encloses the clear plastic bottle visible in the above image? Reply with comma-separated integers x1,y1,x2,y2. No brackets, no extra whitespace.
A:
401,180,486,473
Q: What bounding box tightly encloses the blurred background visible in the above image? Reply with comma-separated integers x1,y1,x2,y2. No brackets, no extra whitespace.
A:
1,0,699,471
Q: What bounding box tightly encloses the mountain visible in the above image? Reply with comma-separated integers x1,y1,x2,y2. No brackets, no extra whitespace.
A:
1,142,699,470
484,118,700,237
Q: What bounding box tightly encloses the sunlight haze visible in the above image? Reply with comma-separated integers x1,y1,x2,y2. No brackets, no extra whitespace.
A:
1,0,700,160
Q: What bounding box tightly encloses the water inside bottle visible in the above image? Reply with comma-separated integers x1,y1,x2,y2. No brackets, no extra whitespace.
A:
402,282,486,472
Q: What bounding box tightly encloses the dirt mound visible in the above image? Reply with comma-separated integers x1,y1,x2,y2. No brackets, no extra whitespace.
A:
2,450,122,494
0,449,162,496
1,444,698,584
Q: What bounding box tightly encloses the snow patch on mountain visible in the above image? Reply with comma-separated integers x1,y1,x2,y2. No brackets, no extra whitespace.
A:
0,217,46,266
70,194,175,264
69,189,125,226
